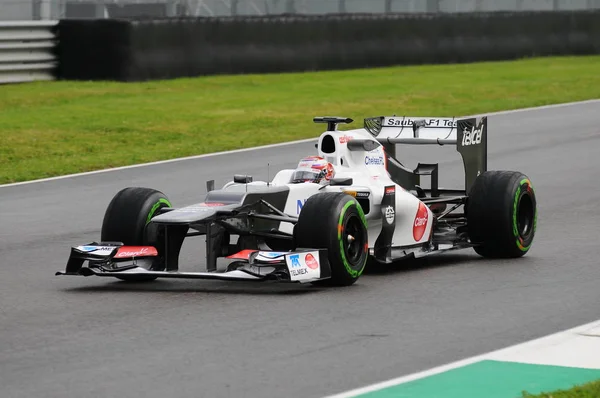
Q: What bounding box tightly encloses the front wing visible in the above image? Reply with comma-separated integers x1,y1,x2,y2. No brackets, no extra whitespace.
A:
55,243,332,284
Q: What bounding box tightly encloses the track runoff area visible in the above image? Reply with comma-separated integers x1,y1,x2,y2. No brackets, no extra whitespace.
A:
325,320,600,398
322,101,600,398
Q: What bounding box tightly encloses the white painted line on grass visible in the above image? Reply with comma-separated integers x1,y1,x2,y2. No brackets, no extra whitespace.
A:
323,319,600,398
2,99,599,189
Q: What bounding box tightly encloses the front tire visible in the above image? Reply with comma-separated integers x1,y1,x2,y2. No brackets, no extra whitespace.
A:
294,192,368,286
467,171,537,258
101,187,172,281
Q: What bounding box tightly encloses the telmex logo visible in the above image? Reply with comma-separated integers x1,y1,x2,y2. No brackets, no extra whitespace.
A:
365,156,385,165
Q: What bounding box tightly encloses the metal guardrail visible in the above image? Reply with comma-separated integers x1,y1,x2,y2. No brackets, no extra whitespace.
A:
0,21,57,84
2,0,600,20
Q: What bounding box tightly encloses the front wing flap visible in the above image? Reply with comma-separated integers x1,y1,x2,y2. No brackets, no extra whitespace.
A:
56,243,332,284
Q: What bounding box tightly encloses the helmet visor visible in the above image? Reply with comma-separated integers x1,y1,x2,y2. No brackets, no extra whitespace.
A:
292,170,320,182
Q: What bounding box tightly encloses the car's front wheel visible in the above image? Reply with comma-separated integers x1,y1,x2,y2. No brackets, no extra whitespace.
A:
294,192,368,286
101,187,172,281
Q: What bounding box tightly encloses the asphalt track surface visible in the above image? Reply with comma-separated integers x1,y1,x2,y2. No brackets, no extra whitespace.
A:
1,101,600,398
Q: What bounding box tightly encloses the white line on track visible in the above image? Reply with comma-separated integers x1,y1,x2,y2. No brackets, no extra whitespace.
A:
2,99,599,189
323,319,600,398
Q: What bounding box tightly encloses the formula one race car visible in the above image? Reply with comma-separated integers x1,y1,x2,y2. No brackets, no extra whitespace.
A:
57,115,537,286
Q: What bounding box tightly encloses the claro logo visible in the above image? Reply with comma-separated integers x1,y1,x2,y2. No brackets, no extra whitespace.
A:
413,202,429,241
114,246,158,258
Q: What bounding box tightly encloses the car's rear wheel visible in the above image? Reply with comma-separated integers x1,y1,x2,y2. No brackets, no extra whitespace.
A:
467,171,537,258
294,192,368,286
101,187,172,282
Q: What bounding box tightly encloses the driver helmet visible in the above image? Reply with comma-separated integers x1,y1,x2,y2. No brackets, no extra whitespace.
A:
291,156,335,184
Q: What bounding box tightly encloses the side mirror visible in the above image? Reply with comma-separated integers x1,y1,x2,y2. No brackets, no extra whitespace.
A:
347,139,381,152
234,175,253,184
329,177,353,186
206,180,215,192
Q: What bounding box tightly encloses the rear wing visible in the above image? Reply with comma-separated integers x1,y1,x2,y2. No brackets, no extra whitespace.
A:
363,115,488,195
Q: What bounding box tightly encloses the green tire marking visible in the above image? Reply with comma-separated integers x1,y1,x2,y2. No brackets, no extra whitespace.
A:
146,198,171,225
513,178,536,252
337,199,368,278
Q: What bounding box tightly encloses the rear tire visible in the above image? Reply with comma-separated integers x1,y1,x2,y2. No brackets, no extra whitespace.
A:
467,171,537,258
101,187,172,281
294,192,368,286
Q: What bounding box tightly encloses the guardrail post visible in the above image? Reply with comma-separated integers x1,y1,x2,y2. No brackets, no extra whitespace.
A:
426,0,439,13
285,0,295,13
385,0,392,12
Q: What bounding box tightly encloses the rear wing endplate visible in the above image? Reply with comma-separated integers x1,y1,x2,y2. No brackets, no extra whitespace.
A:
363,115,488,194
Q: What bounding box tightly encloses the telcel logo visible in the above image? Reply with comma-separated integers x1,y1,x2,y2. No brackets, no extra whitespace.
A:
462,126,483,146
365,156,385,166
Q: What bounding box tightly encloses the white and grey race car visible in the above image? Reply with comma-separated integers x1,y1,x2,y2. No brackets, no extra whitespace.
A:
57,115,538,287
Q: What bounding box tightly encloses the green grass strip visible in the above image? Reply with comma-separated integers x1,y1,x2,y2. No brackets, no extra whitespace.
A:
1,55,599,184
522,379,600,398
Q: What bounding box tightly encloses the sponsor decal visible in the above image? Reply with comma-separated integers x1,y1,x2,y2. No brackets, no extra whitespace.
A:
78,246,116,252
384,117,457,128
289,254,301,267
80,246,102,252
285,252,321,281
114,246,158,258
304,253,319,269
461,125,483,146
255,251,289,262
258,251,287,259
199,202,226,207
287,254,307,276
413,202,429,241
339,135,353,144
343,190,369,198
291,268,309,276
296,199,308,214
301,155,323,161
384,206,395,225
226,249,257,260
385,186,396,195
365,156,385,166
75,246,118,257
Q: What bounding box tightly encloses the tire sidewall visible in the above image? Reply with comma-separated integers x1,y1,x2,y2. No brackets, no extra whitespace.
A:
294,192,369,286
329,197,368,281
101,188,172,278
468,171,538,258
510,177,537,253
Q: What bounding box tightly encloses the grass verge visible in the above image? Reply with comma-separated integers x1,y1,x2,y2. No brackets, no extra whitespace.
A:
522,379,600,397
1,55,599,184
